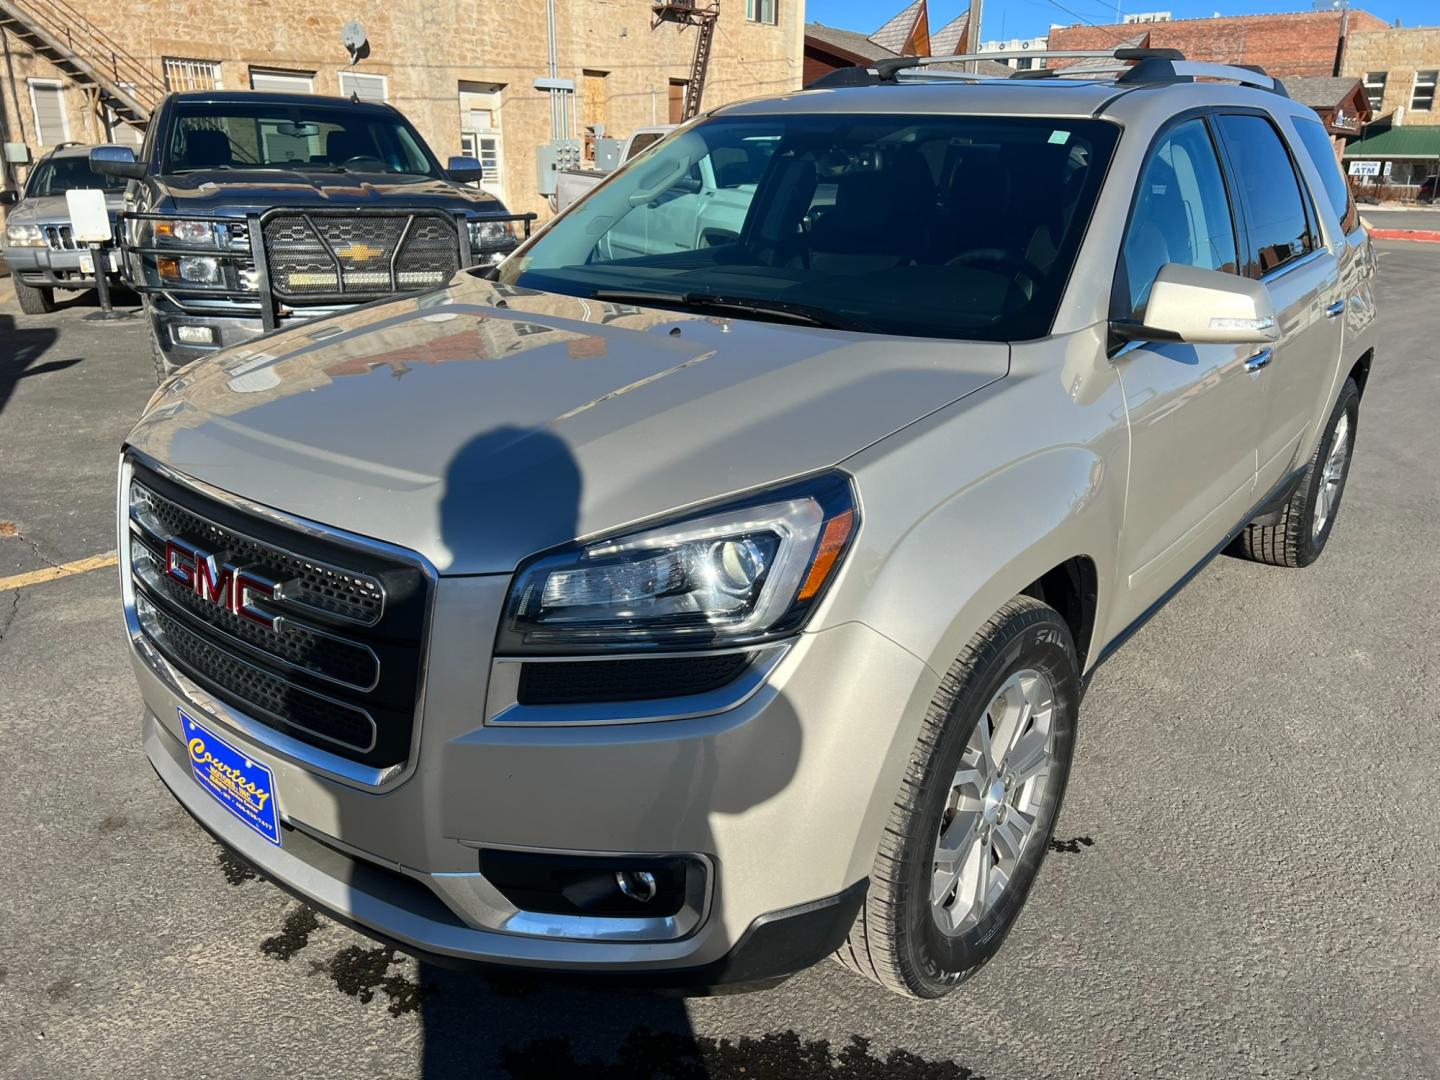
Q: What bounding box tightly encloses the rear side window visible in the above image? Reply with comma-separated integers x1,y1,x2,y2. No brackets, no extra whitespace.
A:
1214,114,1314,275
1116,119,1239,320
1291,116,1358,235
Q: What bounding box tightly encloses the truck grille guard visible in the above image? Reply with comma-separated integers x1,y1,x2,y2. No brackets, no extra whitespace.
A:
116,207,536,330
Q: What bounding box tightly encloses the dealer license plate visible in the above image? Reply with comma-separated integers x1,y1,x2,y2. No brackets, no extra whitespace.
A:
180,709,281,846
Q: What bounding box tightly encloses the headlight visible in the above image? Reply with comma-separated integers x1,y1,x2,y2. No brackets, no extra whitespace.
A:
156,254,221,284
154,219,215,245
5,224,45,247
499,472,858,652
468,219,515,251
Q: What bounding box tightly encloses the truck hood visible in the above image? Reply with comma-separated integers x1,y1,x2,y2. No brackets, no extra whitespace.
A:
147,170,506,216
126,278,1008,574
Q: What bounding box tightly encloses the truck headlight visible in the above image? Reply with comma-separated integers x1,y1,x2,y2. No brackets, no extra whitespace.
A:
156,255,221,284
5,224,45,247
154,219,215,245
499,472,857,652
468,219,515,251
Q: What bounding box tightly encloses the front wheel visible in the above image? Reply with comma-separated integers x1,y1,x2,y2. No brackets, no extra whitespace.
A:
835,596,1080,999
14,279,56,314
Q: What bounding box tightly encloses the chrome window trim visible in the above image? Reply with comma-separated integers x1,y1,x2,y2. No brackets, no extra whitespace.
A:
483,642,792,727
1260,245,1328,285
120,450,439,792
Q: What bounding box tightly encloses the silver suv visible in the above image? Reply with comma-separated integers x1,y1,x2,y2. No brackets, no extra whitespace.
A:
120,49,1376,998
1,142,126,313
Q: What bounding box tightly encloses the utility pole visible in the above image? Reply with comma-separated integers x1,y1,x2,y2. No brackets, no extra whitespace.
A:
968,0,985,72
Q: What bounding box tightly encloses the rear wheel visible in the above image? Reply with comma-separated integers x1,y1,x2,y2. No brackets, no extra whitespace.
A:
835,596,1080,999
14,279,56,314
1232,378,1360,568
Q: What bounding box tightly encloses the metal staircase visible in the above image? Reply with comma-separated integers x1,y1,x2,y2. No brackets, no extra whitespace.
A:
0,0,165,131
652,0,719,121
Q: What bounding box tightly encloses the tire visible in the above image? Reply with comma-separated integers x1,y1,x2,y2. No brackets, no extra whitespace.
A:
835,596,1080,999
14,279,56,314
1232,378,1360,569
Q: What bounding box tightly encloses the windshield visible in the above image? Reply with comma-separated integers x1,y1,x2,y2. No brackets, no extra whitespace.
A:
501,113,1119,341
163,102,441,177
25,156,126,197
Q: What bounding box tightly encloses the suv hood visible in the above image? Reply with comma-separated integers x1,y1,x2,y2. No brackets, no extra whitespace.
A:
8,190,126,225
126,278,1007,573
150,171,506,216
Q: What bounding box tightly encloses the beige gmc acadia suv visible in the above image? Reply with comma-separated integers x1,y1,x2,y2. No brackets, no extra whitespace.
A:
119,48,1377,999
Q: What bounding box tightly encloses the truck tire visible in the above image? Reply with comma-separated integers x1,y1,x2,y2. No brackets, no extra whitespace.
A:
1232,378,1360,569
14,279,56,314
835,596,1080,999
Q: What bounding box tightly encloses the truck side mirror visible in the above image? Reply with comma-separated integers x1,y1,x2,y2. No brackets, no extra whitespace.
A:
89,145,146,180
447,156,484,184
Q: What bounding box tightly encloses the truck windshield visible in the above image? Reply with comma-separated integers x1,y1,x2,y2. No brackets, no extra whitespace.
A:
26,156,126,196
502,113,1119,341
163,102,442,177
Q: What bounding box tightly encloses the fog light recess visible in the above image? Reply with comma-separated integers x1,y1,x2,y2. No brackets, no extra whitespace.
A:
478,850,695,919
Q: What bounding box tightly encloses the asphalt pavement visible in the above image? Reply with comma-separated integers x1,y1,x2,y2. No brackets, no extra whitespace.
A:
0,247,1437,1079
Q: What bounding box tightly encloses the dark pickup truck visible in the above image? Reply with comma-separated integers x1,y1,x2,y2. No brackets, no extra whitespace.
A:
92,90,533,379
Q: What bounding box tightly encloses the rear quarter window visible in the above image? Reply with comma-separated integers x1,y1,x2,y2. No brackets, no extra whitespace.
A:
1291,116,1359,235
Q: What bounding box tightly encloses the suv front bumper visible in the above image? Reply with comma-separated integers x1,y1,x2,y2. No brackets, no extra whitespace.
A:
130,553,928,985
2,244,119,288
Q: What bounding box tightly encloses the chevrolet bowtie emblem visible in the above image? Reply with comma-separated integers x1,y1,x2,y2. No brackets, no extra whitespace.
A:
337,242,383,262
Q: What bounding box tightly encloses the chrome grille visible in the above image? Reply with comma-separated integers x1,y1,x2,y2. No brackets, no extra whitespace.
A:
260,211,462,300
127,460,430,769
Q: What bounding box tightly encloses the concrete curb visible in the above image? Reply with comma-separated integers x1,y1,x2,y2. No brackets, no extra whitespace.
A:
1368,228,1440,244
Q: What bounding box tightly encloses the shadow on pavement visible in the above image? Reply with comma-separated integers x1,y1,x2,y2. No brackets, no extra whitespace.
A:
0,313,72,418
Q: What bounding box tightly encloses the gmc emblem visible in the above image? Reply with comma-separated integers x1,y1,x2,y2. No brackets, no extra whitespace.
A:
164,538,278,630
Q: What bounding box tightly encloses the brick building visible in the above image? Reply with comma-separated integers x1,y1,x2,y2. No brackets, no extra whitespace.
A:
0,0,803,216
1048,9,1389,78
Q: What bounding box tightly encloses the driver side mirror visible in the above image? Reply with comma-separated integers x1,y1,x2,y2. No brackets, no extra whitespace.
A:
1116,264,1279,345
0,188,18,206
447,156,484,184
89,145,145,180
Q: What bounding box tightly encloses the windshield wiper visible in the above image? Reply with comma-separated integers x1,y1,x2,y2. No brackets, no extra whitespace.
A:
590,289,875,332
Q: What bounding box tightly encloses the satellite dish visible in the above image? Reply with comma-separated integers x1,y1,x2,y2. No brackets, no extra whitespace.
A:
341,20,370,64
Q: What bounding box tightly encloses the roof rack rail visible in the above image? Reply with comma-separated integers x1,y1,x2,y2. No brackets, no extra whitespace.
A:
805,47,1186,89
807,47,1287,98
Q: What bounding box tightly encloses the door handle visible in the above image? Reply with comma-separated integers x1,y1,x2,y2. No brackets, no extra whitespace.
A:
1325,299,1346,318
1245,348,1273,373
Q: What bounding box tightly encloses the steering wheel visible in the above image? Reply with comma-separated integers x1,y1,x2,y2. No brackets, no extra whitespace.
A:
341,155,387,171
945,250,1044,302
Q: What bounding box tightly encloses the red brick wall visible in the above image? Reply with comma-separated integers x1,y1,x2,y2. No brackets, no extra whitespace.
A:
1050,10,1390,78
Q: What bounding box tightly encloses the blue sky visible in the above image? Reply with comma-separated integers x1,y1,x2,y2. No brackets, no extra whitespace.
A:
807,0,1437,42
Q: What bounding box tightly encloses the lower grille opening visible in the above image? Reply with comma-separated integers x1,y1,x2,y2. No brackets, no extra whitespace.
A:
516,653,755,706
478,850,693,919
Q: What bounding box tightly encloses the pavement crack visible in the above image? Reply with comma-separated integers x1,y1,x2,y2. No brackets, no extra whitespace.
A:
0,523,61,570
0,589,20,643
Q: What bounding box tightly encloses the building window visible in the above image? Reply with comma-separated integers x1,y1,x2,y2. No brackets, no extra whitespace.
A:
1363,71,1387,112
164,58,223,92
27,79,68,146
1411,70,1437,112
338,71,388,102
1015,57,1033,71
460,132,504,187
249,68,315,93
746,0,778,26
